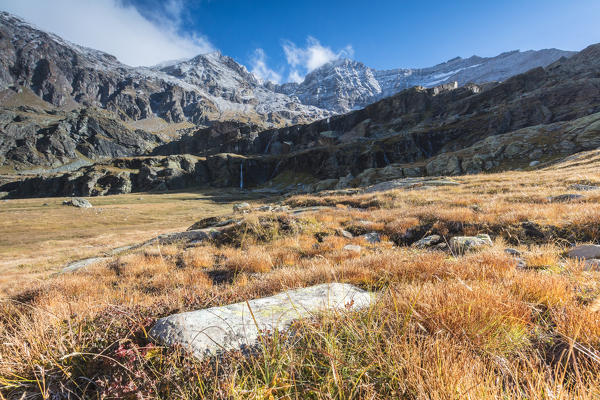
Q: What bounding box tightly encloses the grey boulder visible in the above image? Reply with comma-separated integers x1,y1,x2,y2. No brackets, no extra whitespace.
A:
449,234,493,253
362,232,381,244
233,202,251,212
504,248,522,257
547,194,584,203
566,244,600,260
61,257,108,273
149,283,375,358
338,229,354,239
145,228,222,246
568,184,600,191
343,244,362,253
412,235,442,249
63,197,92,208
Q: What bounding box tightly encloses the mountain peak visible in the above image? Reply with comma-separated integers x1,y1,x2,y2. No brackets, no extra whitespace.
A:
0,12,331,127
272,47,575,113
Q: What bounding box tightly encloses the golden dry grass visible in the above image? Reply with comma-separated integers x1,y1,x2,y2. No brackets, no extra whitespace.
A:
0,189,271,293
1,154,600,398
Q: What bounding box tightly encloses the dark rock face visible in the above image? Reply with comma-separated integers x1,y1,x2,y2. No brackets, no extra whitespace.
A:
152,121,263,157
2,154,280,198
0,107,163,169
145,44,600,182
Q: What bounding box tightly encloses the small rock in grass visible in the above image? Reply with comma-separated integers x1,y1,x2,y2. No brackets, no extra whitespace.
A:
233,202,251,212
566,244,600,260
435,242,449,250
529,160,540,167
449,234,493,253
568,184,600,191
62,197,92,208
362,232,381,243
343,244,362,253
504,248,522,257
338,229,353,239
412,235,442,249
547,194,584,203
515,258,527,269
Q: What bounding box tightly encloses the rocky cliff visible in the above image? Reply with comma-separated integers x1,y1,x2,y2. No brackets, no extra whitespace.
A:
0,104,164,170
4,43,600,198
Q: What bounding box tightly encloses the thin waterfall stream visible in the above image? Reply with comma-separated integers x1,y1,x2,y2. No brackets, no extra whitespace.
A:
240,161,244,190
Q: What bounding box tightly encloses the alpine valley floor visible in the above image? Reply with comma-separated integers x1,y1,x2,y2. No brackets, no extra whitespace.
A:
1,151,600,399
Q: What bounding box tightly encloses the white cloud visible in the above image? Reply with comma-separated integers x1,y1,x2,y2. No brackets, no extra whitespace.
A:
282,37,353,82
288,70,304,84
250,48,282,84
0,0,214,67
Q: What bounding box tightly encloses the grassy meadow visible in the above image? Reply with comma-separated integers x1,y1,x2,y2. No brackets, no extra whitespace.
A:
1,152,600,398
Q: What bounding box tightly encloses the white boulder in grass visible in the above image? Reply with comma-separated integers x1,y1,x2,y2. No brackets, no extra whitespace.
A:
449,234,493,253
149,283,375,358
566,244,600,260
233,202,251,212
63,197,92,208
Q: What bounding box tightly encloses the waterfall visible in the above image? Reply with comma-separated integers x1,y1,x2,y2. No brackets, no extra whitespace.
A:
240,161,244,190
264,134,277,154
383,152,391,166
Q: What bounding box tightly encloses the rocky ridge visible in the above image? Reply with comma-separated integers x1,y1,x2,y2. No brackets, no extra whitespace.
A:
3,42,600,198
0,12,331,127
272,49,574,113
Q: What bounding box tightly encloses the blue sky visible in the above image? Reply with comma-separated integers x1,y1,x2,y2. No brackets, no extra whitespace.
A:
2,0,599,83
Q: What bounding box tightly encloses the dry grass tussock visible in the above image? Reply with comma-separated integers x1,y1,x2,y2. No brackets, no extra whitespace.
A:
2,157,600,398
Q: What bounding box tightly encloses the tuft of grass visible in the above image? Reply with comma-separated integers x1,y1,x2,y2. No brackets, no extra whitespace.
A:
221,246,274,273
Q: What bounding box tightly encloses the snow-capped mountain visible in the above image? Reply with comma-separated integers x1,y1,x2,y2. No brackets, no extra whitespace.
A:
274,49,575,112
270,59,382,115
0,10,575,123
0,12,331,127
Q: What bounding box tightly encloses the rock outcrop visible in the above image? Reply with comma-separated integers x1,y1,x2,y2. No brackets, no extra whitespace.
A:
449,234,493,254
566,244,600,260
0,106,164,169
150,283,375,358
1,154,282,197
